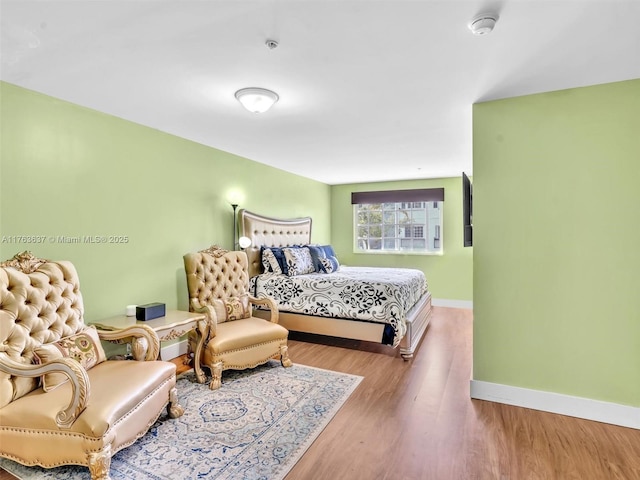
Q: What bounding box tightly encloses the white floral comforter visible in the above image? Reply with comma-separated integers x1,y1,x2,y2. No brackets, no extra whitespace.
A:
250,266,428,347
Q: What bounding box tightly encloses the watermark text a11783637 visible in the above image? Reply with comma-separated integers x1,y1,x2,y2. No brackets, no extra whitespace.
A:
1,234,130,245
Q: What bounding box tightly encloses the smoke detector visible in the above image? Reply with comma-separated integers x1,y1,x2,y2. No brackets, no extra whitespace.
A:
468,13,499,35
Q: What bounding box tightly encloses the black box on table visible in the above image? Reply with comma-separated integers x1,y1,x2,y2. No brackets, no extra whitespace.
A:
136,302,166,321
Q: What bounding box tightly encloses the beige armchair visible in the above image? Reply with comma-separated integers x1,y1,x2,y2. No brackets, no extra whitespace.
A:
183,246,292,390
0,252,184,480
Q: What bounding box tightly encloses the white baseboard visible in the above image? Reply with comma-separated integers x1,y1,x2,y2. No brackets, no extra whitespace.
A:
470,380,640,430
160,339,188,361
432,298,473,309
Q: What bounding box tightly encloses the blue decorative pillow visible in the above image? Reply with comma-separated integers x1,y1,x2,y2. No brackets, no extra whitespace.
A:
283,247,315,276
320,244,336,258
326,255,340,272
270,247,289,274
261,247,272,272
261,248,282,274
319,257,336,273
303,245,340,273
307,245,327,272
261,246,288,274
314,245,339,273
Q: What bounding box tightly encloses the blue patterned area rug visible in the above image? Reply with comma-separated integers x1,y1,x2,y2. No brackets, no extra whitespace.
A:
1,361,362,480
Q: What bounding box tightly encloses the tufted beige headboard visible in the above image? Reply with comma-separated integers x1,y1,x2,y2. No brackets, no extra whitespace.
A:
239,209,312,278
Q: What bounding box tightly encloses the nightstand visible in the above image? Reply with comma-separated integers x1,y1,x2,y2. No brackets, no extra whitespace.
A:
93,310,208,382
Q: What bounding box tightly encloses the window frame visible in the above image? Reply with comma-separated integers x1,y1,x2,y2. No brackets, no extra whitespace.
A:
351,188,445,256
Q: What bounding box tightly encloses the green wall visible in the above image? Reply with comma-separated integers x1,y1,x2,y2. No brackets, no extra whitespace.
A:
331,177,473,302
0,82,331,321
473,79,640,407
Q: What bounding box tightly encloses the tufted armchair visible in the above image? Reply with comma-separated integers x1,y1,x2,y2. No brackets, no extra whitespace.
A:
183,246,292,390
0,252,184,480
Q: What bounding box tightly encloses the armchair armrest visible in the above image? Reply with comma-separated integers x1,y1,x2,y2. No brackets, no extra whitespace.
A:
189,300,217,336
249,295,280,324
0,355,90,429
97,324,160,361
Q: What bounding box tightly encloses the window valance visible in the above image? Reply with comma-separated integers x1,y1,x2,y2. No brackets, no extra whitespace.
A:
351,188,445,205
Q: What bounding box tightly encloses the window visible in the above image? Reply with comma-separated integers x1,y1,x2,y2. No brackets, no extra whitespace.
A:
352,188,444,254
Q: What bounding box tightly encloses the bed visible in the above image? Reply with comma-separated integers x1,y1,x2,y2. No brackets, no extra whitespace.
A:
239,209,432,360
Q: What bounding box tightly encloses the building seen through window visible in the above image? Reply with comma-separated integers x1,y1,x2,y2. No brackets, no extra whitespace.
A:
355,201,443,254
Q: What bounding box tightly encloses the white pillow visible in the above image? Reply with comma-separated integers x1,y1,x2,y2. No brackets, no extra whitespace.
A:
283,247,315,276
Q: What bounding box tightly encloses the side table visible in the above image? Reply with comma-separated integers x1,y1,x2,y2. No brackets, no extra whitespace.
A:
93,310,208,383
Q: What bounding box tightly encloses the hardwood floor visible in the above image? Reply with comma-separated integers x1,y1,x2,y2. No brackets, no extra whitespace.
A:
2,307,638,479
282,307,640,480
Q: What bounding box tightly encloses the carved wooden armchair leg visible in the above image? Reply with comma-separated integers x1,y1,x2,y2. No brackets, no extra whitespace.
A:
87,445,112,480
280,344,293,368
186,322,208,384
209,361,223,390
167,387,185,418
185,331,197,366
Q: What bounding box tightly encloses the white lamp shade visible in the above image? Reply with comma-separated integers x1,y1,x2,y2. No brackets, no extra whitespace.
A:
235,88,279,113
238,236,252,249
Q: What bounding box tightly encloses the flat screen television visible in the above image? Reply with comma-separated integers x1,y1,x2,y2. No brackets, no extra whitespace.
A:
462,172,473,247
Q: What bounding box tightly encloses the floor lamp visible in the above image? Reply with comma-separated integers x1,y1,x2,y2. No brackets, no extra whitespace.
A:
231,203,238,250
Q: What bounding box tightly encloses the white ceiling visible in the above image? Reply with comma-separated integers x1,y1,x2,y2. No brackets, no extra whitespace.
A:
2,1,639,185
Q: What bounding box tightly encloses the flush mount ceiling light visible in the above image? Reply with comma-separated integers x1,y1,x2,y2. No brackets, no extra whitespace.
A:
235,87,279,113
468,13,499,35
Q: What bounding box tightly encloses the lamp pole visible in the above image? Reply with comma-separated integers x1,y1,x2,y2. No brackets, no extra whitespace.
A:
231,204,238,250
